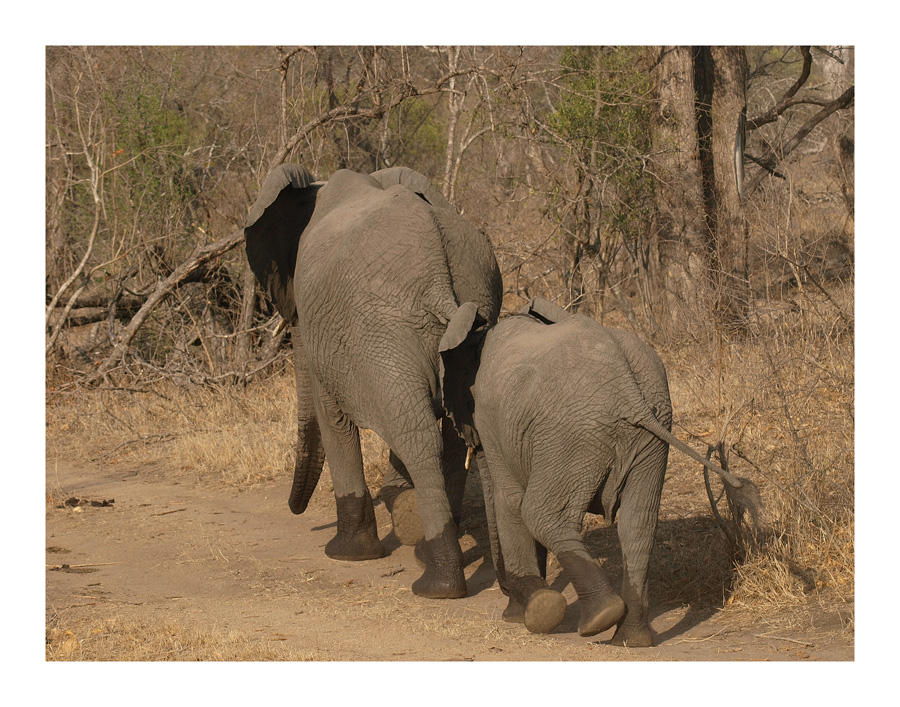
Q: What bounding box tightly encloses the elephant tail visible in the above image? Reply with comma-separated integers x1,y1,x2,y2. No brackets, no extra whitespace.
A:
287,420,326,514
637,415,744,489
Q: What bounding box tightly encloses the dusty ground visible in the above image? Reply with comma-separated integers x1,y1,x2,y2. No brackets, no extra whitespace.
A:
45,451,853,663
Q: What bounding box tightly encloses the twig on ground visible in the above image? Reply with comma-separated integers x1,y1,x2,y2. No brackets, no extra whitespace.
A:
150,508,188,517
47,562,124,570
754,634,814,647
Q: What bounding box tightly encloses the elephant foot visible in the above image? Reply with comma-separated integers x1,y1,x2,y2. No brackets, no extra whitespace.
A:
325,531,385,561
578,593,626,637
324,491,386,561
382,486,423,546
503,574,567,634
611,622,654,647
410,522,467,599
524,589,567,634
555,551,626,637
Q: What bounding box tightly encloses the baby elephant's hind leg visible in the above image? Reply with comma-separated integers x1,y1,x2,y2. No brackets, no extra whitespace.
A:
522,484,625,638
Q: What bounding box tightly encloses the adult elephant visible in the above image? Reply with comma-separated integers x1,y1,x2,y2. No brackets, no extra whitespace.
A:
439,298,749,645
244,164,501,599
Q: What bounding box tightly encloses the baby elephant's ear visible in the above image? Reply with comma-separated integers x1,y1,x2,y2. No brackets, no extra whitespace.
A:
519,296,571,324
438,302,483,449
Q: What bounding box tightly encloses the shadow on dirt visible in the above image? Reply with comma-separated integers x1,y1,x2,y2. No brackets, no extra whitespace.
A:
462,503,735,641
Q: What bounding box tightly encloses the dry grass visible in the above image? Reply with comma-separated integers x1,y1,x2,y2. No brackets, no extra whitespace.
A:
46,616,336,661
47,374,299,487
46,372,393,491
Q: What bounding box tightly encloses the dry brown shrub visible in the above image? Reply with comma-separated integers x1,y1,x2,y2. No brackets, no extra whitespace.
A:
660,272,853,614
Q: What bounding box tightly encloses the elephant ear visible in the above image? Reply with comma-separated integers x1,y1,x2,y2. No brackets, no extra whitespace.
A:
519,296,572,325
438,302,486,450
245,164,320,324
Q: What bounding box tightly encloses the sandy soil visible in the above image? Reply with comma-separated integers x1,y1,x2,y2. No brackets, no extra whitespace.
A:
45,457,853,663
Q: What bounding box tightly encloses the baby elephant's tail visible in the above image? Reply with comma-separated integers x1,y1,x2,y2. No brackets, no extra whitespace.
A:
638,416,744,489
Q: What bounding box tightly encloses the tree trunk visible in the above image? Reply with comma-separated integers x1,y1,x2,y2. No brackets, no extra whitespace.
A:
708,46,750,328
650,46,749,334
649,46,711,325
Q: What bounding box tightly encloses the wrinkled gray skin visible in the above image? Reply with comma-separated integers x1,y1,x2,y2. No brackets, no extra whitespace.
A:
244,164,501,599
441,297,744,645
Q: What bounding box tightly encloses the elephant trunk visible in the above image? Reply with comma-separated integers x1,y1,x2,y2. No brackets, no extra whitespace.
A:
288,329,326,514
638,416,744,489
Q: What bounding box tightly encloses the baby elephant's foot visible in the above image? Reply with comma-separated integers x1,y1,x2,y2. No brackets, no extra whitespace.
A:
611,621,653,647
502,596,525,623
578,593,626,637
505,575,567,634
524,589,567,634
555,551,626,637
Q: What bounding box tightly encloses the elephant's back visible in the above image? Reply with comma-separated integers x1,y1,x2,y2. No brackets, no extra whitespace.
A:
297,174,455,316
545,317,669,414
477,314,667,442
294,171,460,423
370,167,501,324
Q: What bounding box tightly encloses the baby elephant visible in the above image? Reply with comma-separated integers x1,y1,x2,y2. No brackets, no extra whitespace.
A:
439,298,744,647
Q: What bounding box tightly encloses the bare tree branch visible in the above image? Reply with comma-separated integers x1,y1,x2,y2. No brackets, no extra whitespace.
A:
746,46,813,131
46,71,105,350
746,85,854,195
88,229,246,382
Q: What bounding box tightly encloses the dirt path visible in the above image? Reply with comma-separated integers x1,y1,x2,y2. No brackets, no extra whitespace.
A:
45,459,853,662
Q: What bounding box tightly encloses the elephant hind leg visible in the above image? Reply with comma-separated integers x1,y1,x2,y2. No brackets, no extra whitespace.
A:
388,406,466,599
554,550,625,637
610,439,667,648
488,456,566,634
313,389,384,562
521,480,624,638
382,417,468,547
